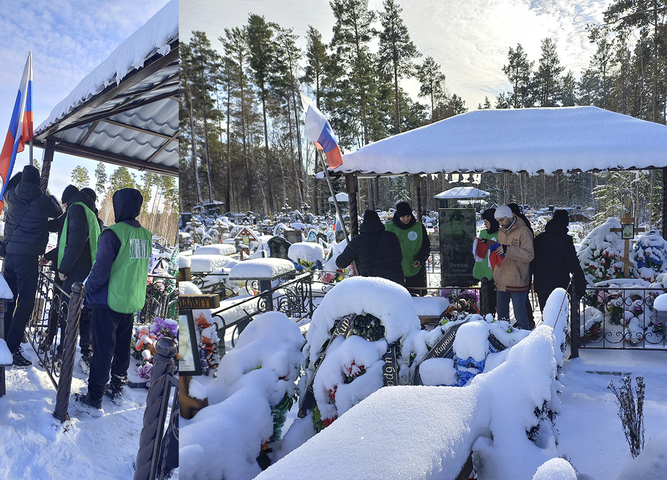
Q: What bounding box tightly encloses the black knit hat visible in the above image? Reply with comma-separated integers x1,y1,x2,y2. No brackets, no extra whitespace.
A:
363,209,380,223
81,187,97,202
61,185,79,204
395,201,413,217
552,209,569,225
22,165,40,185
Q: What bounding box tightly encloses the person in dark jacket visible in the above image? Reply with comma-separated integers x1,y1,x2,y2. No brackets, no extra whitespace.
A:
386,201,430,296
335,210,404,285
56,187,101,372
531,209,586,311
76,188,152,409
3,165,62,366
80,187,104,230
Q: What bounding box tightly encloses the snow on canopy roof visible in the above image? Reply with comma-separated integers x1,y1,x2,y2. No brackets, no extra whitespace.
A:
336,106,667,175
37,0,177,131
434,186,490,199
34,0,178,176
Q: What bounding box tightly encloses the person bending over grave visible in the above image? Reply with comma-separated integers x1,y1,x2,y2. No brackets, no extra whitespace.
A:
336,210,404,285
491,205,534,330
531,209,586,311
76,188,152,409
386,201,430,296
4,165,63,367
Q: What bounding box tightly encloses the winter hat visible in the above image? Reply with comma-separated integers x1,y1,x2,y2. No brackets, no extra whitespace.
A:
22,165,40,185
81,187,97,202
61,185,79,204
363,209,380,224
481,208,500,233
552,209,569,225
494,205,513,219
395,201,413,217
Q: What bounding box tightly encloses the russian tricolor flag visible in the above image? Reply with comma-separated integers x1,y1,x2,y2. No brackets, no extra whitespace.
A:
0,52,33,209
300,92,343,169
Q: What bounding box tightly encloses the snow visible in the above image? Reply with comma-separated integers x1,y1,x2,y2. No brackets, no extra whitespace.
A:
179,254,192,269
0,274,13,299
304,277,420,365
228,258,296,279
179,281,202,295
653,293,667,311
0,345,151,479
0,339,11,365
411,296,449,317
434,186,490,199
337,107,667,175
188,254,235,273
36,0,178,133
192,243,236,256
287,242,324,264
532,458,577,480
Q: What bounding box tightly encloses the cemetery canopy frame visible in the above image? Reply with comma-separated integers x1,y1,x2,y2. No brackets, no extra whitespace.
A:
33,1,179,181
332,106,667,237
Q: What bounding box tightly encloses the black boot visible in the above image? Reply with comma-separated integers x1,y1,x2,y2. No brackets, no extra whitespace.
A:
12,350,31,368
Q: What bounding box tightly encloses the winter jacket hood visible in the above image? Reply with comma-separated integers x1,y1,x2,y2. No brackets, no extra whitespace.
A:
360,210,384,234
113,188,143,223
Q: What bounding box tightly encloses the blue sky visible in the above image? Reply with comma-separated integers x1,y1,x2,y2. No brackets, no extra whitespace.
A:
0,0,169,201
181,0,611,109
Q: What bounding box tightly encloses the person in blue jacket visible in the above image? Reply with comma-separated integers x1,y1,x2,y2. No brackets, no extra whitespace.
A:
76,188,152,409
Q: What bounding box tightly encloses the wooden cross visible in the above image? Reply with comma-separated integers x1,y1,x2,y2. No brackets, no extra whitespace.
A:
610,214,645,278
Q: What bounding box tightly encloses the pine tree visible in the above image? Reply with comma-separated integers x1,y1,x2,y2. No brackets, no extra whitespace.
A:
378,0,421,134
302,26,329,108
94,162,107,197
416,56,446,121
71,165,89,189
534,38,564,107
502,43,533,108
247,14,277,212
109,166,137,192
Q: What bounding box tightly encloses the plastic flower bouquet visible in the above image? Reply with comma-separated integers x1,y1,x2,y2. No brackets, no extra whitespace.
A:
131,316,179,384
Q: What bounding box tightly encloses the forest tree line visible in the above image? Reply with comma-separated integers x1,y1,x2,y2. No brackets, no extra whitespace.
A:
70,163,179,245
179,0,667,228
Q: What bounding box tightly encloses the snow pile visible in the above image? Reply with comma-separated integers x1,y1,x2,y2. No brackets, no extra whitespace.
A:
228,259,296,279
653,293,667,311
178,254,191,269
632,231,667,281
180,312,305,480
188,255,234,273
412,296,449,317
577,218,635,285
179,281,202,295
192,243,236,256
288,242,324,270
0,339,11,365
532,458,577,480
258,324,562,480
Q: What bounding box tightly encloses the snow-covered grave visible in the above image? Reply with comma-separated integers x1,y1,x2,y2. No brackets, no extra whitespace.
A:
192,243,237,256
287,242,324,270
179,276,569,479
228,258,296,284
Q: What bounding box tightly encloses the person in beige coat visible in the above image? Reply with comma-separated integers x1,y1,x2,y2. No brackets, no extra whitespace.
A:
491,205,534,329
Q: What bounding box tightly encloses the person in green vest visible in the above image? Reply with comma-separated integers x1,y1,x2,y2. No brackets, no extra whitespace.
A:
52,187,101,373
76,188,152,410
386,201,430,296
472,208,499,314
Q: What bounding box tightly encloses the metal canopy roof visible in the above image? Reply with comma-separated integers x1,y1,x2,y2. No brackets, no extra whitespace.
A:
33,40,179,177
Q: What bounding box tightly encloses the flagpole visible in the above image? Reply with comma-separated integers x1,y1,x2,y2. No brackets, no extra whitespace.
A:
317,150,357,275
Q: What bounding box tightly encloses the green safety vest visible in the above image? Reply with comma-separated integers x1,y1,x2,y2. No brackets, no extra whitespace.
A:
385,221,424,277
57,202,101,270
107,222,152,314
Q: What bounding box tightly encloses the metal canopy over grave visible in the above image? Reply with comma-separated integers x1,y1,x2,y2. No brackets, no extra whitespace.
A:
33,0,179,179
331,106,667,237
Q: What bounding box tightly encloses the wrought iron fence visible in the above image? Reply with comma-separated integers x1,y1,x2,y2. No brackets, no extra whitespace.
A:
27,266,70,389
573,285,667,351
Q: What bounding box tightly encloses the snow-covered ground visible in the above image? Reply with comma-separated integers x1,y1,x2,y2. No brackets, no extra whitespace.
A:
0,346,149,479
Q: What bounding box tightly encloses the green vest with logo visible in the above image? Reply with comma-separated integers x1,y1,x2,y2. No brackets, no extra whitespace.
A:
57,202,101,269
107,222,152,314
385,221,424,277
